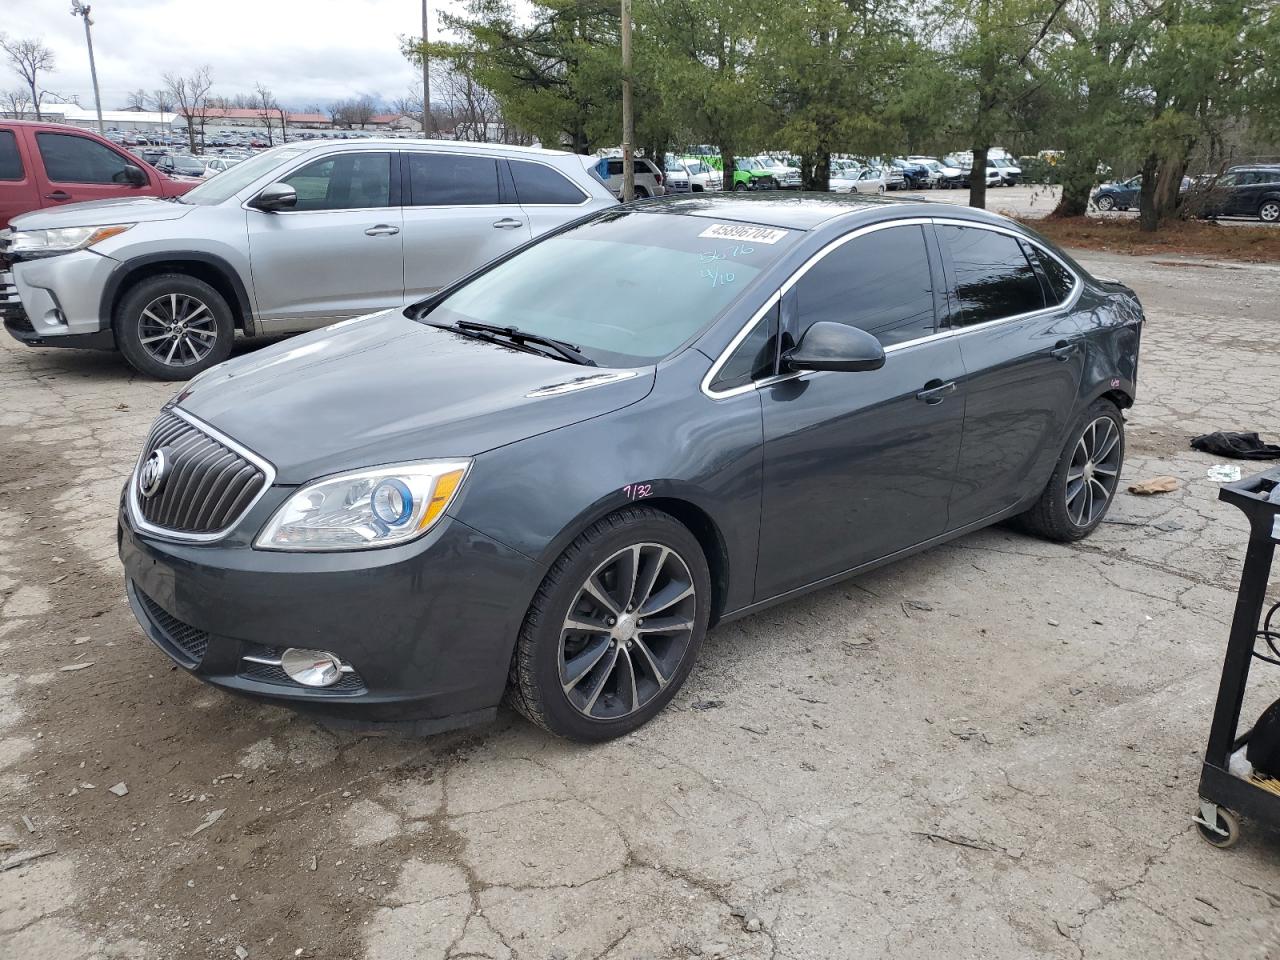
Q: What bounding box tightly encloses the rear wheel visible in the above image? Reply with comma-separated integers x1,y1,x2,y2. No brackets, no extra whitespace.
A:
508,507,711,742
1260,199,1280,223
1019,399,1125,542
633,186,650,199
114,274,233,380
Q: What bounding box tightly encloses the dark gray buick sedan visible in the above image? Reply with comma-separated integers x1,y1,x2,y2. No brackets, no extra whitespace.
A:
119,194,1143,741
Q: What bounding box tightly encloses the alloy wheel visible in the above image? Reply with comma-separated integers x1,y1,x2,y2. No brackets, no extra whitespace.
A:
1260,201,1280,223
1096,196,1115,211
138,293,219,368
1065,416,1122,527
558,543,697,721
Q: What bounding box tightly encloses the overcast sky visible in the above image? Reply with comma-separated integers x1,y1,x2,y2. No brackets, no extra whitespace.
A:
2,0,472,110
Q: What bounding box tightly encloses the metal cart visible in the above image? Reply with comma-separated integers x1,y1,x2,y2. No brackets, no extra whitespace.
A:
1196,464,1280,848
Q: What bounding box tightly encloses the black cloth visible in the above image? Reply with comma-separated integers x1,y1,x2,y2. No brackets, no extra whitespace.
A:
1248,698,1280,778
1190,431,1280,460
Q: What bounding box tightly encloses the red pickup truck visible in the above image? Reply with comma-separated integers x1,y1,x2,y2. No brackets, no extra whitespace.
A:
0,119,196,230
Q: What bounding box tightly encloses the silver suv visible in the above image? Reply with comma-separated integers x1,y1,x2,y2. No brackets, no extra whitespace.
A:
1,139,617,378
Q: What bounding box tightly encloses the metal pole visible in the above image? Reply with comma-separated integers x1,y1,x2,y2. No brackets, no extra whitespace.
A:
72,3,105,136
421,0,432,137
620,0,634,202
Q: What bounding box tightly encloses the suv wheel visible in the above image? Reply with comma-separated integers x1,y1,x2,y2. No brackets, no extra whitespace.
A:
114,274,234,381
633,186,650,199
507,507,711,741
1095,195,1115,211
1260,200,1280,223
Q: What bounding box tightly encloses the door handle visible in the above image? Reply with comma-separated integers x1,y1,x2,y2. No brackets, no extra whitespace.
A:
1050,340,1079,361
364,225,400,237
916,380,956,404
492,218,524,229
45,191,71,201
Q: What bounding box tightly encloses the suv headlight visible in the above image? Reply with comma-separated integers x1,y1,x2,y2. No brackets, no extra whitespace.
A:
9,224,134,258
255,460,471,552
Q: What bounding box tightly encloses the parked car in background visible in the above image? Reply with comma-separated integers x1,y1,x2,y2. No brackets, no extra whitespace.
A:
677,157,723,192
991,157,1022,185
759,156,802,189
909,157,966,188
1092,175,1140,211
3,139,617,379
1197,166,1280,223
154,154,208,178
593,157,667,199
116,193,1142,741
830,166,886,195
729,157,779,191
661,156,692,194
892,158,934,189
203,156,244,176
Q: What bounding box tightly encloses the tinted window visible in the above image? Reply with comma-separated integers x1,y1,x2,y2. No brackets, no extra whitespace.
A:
1030,244,1075,305
606,159,624,176
792,224,936,348
936,225,1045,327
711,305,778,392
282,152,391,210
509,160,586,205
37,132,133,184
0,131,21,180
407,152,499,205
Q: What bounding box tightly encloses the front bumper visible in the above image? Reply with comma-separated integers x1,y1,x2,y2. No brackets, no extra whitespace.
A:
4,249,117,347
118,498,543,726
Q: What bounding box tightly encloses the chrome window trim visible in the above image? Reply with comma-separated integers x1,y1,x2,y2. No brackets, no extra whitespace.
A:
126,406,278,544
700,216,1083,400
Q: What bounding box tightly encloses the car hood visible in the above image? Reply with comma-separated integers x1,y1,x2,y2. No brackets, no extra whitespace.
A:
176,310,656,484
10,196,193,230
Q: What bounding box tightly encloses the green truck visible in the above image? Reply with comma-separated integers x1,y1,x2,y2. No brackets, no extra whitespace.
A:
696,155,779,191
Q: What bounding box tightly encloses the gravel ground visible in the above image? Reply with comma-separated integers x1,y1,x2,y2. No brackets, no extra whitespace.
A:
1,249,1279,960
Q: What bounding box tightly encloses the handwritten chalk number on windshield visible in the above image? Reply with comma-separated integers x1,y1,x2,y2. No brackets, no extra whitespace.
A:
701,267,735,288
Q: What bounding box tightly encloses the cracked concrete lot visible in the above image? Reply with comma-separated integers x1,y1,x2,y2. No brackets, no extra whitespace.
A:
1,249,1279,960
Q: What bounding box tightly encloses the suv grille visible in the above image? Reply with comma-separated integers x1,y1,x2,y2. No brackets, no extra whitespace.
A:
135,410,268,536
136,587,210,665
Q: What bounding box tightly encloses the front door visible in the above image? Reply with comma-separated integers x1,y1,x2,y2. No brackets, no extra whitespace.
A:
245,151,404,330
933,223,1086,528
755,222,965,601
32,129,156,206
400,150,532,302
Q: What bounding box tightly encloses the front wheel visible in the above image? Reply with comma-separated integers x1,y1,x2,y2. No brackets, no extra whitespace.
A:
114,274,234,380
1260,199,1280,223
1018,399,1125,541
507,507,711,741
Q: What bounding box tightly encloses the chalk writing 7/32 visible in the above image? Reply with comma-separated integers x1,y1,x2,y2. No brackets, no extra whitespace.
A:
622,483,653,501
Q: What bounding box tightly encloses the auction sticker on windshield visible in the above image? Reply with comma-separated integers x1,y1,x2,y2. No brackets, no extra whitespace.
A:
698,224,790,244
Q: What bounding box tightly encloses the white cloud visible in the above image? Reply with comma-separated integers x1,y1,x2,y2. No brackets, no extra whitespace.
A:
1,0,467,109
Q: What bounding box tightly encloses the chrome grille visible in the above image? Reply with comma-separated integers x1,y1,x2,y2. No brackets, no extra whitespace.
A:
134,410,268,537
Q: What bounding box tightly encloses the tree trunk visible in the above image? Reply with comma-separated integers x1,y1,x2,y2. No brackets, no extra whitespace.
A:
29,82,40,120
186,116,197,155
802,150,830,192
720,145,735,193
1155,153,1189,221
1137,152,1160,233
969,145,989,209
1049,153,1097,218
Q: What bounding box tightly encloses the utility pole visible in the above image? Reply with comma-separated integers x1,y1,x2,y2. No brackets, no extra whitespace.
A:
70,2,105,136
620,0,634,201
421,0,433,137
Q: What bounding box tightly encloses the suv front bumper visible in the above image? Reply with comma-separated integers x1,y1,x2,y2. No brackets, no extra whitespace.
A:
3,250,118,349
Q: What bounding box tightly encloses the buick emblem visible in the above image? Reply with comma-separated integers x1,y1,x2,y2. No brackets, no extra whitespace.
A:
138,449,169,499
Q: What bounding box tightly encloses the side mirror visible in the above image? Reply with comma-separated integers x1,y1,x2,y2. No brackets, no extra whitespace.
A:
784,321,886,373
249,182,297,212
121,164,147,187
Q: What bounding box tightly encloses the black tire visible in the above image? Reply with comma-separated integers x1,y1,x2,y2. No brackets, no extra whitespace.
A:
114,273,234,380
1019,398,1125,542
1196,806,1240,849
633,186,650,199
733,181,747,192
1095,195,1115,211
507,507,712,742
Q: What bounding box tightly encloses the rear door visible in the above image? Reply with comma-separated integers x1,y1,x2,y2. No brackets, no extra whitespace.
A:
400,150,532,302
506,157,594,239
934,222,1086,529
245,150,403,330
32,129,157,206
1226,172,1263,216
0,126,36,229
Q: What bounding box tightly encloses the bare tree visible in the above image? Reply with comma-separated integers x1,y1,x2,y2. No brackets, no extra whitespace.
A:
2,87,31,118
163,66,214,155
125,88,148,111
149,88,174,113
254,82,278,146
0,35,55,121
327,96,377,130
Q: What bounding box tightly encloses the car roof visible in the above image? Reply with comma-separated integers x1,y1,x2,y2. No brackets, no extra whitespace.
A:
273,136,580,161
630,192,1016,231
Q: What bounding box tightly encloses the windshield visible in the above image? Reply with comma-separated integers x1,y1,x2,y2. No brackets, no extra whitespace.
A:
737,158,762,171
177,144,311,205
422,210,800,367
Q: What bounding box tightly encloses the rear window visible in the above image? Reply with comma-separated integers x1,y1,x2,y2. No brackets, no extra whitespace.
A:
407,152,500,206
424,210,800,367
509,159,586,205
0,130,21,180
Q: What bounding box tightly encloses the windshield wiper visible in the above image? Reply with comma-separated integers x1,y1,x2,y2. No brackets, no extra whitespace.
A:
450,320,597,366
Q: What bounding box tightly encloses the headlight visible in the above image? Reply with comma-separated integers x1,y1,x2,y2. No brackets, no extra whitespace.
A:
255,460,471,552
9,223,134,258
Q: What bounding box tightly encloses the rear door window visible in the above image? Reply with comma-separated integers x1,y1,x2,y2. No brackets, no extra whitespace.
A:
0,130,22,180
935,224,1046,327
36,132,133,184
790,224,937,347
1028,244,1076,305
407,152,501,206
509,160,587,205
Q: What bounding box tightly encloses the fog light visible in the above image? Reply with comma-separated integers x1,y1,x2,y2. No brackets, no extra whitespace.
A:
280,648,344,688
